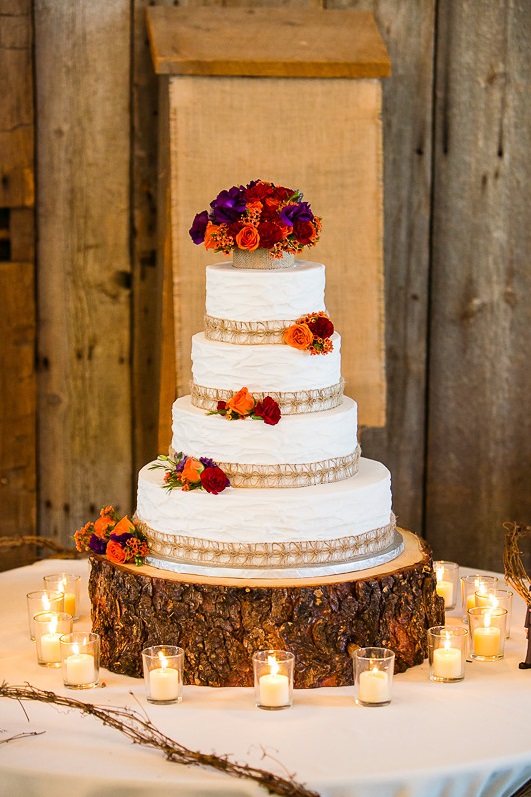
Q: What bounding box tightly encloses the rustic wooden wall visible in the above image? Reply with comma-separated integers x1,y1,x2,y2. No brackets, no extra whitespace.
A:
2,0,528,572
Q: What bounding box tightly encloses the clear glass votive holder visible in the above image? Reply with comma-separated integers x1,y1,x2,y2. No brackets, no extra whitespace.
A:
353,647,395,707
460,574,498,623
428,625,468,682
433,561,459,610
474,589,513,638
468,606,507,661
142,645,184,705
26,590,64,640
60,632,100,689
43,573,80,621
253,650,295,710
34,611,73,667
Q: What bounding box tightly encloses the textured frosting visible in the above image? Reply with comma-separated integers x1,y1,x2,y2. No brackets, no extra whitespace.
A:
137,457,392,545
191,332,342,392
205,260,326,321
172,395,358,465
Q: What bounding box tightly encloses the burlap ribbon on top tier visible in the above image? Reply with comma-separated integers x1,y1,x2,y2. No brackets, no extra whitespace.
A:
136,513,396,569
169,445,360,489
204,314,295,345
231,248,295,270
190,380,345,415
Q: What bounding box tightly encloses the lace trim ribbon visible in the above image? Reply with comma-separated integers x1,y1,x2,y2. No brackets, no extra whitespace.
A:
136,513,396,569
169,445,360,489
204,314,295,344
190,379,345,415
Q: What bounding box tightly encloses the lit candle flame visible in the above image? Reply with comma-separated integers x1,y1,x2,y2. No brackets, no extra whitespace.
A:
59,577,67,594
443,630,452,651
72,642,80,656
267,655,279,677
483,611,492,629
42,594,51,611
435,565,444,583
49,615,58,635
158,651,169,670
488,595,499,611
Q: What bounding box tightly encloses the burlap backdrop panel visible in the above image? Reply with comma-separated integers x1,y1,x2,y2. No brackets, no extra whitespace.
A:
169,76,386,427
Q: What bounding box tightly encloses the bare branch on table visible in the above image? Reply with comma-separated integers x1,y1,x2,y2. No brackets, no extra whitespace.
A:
0,683,320,797
0,537,81,560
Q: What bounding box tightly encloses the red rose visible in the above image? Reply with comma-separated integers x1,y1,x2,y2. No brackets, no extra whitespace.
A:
260,202,281,221
254,396,281,426
217,400,227,411
200,466,229,494
273,186,293,202
307,315,334,339
257,221,285,249
245,182,274,201
293,220,316,246
227,221,244,237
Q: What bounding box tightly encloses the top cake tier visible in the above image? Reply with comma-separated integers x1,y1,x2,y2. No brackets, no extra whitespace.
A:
205,259,325,325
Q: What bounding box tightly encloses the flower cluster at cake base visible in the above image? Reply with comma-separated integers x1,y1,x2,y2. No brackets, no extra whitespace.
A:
151,453,230,494
208,387,281,425
74,506,149,566
189,179,321,258
284,311,334,355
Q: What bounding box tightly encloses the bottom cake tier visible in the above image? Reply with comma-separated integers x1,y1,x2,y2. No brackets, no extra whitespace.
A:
136,456,399,578
89,530,444,688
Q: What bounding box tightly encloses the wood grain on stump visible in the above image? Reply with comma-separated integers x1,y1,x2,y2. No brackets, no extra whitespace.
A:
89,529,443,688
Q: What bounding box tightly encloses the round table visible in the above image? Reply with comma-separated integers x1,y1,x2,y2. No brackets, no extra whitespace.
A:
1,557,530,797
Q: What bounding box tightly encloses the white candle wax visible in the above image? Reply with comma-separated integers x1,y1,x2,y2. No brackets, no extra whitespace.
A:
433,646,461,679
66,652,95,684
259,673,290,707
358,668,390,703
62,592,76,618
436,579,454,608
149,667,180,701
40,632,62,663
473,625,501,657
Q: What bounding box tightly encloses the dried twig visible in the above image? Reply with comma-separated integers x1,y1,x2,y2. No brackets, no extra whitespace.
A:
503,522,531,604
0,731,46,745
0,683,320,797
0,536,80,559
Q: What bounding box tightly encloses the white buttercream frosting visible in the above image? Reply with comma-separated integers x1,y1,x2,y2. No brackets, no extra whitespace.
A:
191,332,342,393
205,260,326,321
137,457,392,545
171,395,358,465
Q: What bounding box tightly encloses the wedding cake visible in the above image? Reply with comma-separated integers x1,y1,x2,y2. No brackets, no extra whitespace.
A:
135,180,403,579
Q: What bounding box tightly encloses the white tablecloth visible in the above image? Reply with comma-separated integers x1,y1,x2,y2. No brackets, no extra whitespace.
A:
1,558,531,797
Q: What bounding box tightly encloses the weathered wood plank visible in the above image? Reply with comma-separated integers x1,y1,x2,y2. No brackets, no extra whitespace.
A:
426,0,531,570
34,1,133,544
331,0,436,537
147,6,390,77
0,0,36,571
0,262,36,572
131,1,176,474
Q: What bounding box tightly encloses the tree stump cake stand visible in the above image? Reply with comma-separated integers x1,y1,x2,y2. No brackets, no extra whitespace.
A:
89,529,444,688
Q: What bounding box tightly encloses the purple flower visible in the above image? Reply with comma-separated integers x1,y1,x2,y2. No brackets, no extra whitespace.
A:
199,456,216,469
189,210,209,244
110,531,135,545
279,202,314,227
210,186,247,223
88,534,108,555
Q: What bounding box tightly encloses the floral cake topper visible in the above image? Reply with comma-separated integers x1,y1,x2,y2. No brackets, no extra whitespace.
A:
209,387,281,425
150,453,230,494
189,179,321,259
284,311,334,355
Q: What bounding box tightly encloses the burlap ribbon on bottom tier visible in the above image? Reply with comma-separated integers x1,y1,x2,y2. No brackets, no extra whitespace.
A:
137,513,397,569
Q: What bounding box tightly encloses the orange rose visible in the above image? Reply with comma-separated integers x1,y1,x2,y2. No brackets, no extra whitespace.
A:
235,225,260,251
204,222,219,250
112,515,135,536
226,387,255,416
283,323,314,351
106,539,127,564
181,457,203,485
